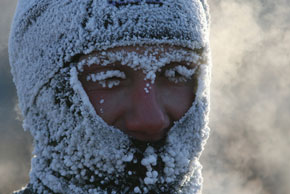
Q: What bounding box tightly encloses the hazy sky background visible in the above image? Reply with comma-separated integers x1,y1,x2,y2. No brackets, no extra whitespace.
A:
0,0,289,194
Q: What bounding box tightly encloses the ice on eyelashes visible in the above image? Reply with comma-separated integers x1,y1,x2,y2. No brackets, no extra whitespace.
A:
86,70,126,88
84,64,198,90
165,65,198,84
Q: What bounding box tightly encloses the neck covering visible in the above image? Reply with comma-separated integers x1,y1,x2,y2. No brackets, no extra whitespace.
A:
9,0,211,193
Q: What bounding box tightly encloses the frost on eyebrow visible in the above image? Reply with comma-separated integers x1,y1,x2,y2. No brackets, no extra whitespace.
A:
86,70,126,81
77,47,202,85
86,70,126,88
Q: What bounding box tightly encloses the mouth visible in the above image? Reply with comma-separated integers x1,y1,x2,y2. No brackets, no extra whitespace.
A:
129,135,167,153
126,130,167,142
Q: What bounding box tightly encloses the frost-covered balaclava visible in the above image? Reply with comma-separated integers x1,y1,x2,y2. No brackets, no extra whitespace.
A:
9,0,211,193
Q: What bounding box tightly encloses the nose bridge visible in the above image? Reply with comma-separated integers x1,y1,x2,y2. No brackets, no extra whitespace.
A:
131,77,163,120
133,82,161,120
125,77,170,141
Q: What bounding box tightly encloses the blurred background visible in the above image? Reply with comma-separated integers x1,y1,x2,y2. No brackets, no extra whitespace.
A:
0,0,289,193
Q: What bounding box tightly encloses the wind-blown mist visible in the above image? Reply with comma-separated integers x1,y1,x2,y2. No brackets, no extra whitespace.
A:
202,0,290,194
0,1,32,194
0,0,17,50
0,0,289,194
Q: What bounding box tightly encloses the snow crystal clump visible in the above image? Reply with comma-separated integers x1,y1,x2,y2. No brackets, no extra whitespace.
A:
87,70,126,88
134,186,141,193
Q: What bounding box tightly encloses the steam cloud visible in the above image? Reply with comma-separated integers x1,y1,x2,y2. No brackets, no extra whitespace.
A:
202,0,290,194
0,0,289,193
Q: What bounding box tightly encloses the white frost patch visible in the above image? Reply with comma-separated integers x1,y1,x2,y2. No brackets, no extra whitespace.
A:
134,186,141,193
141,146,159,185
100,80,120,88
165,65,198,83
144,87,150,94
87,70,126,82
144,83,152,94
86,70,126,88
122,153,134,162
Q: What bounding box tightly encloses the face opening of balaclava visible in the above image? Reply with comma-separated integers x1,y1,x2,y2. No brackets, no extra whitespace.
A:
9,0,212,193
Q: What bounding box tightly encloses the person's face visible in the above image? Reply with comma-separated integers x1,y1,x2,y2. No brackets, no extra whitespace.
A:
78,45,198,142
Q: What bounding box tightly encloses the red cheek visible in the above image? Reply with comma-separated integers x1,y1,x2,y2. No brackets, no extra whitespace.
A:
85,89,128,126
157,82,196,121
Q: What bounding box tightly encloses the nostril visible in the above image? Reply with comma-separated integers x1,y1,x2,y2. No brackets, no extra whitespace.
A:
125,128,169,142
125,112,170,142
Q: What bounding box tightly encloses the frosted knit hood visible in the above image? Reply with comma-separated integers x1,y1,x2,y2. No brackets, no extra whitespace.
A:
9,0,211,193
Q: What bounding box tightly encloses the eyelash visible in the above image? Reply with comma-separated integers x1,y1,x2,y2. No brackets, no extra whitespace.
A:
86,70,126,88
85,65,196,89
164,65,197,83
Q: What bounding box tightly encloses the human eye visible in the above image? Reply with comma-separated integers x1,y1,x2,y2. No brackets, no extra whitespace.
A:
163,65,197,84
86,70,126,89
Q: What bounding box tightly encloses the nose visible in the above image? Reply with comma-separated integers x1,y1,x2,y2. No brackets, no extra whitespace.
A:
124,79,170,142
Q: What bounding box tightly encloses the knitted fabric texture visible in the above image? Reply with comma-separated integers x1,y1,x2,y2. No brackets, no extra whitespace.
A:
9,0,211,193
9,0,210,116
